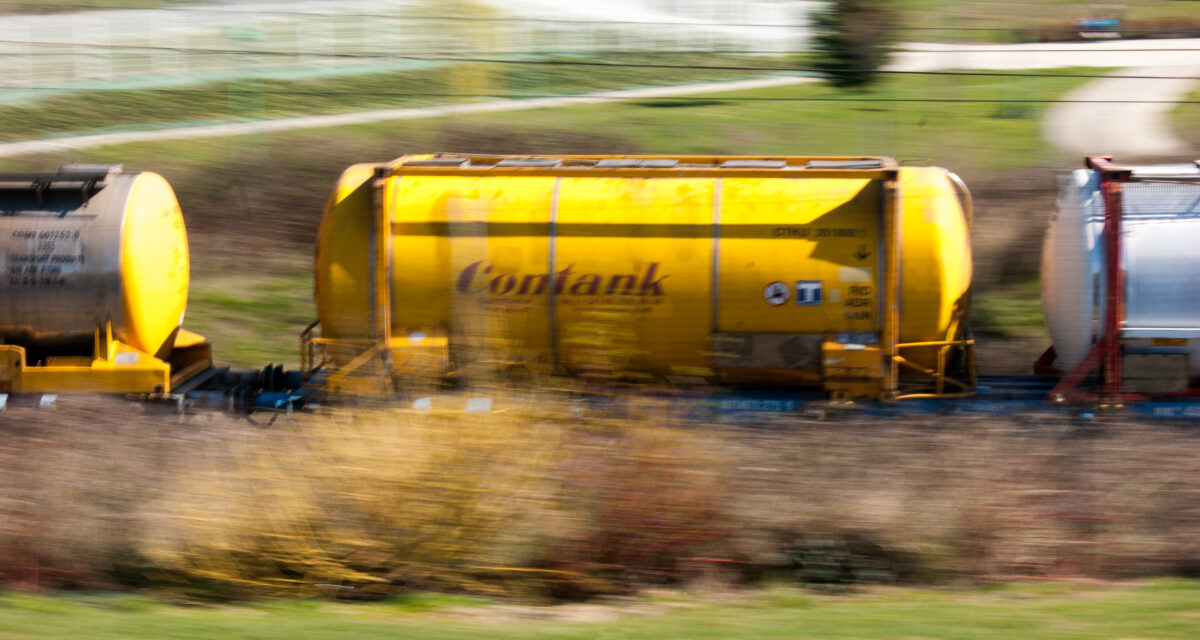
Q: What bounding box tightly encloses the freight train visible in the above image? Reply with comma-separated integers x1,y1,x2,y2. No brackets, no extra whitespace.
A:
2,155,1199,416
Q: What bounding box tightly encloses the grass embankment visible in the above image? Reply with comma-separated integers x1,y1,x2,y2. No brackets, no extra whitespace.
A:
186,270,313,368
29,66,1098,169
0,0,182,13
1172,90,1200,152
0,55,783,142
3,401,1199,602
1,581,1199,640
894,0,1200,42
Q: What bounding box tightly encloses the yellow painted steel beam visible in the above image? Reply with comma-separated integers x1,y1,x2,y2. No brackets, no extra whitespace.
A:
0,342,170,394
881,171,901,400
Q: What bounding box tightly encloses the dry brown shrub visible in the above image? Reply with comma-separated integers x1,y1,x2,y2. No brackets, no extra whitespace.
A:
3,397,1200,598
0,398,216,590
529,406,735,593
137,405,566,598
719,415,1200,583
134,395,731,599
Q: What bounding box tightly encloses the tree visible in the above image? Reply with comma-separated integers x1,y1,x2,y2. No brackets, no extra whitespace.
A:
810,0,897,90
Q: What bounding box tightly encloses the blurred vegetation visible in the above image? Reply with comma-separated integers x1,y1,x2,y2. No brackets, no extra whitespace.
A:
810,0,897,90
1172,89,1200,152
1,580,1200,639
1,398,1200,603
0,0,187,13
186,269,314,369
894,0,1200,42
141,408,572,598
970,278,1046,339
138,405,732,601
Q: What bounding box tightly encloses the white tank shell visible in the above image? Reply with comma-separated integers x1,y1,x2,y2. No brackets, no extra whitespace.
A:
1041,165,1200,377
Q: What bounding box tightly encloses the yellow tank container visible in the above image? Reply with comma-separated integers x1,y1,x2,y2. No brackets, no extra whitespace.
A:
0,165,210,395
311,155,974,399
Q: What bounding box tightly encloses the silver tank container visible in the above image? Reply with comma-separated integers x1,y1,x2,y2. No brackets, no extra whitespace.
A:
0,164,188,358
1041,163,1200,377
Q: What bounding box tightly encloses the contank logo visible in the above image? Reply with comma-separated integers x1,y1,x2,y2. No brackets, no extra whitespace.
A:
456,261,669,297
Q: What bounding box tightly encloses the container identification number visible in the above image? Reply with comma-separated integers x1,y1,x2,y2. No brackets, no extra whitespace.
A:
773,226,867,238
3,228,84,289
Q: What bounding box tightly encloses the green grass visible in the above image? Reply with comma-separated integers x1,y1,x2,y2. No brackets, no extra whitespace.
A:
972,278,1047,339
185,269,314,368
0,0,188,13
1170,89,1200,152
0,581,1198,639
314,66,1098,170
0,55,782,141
10,66,1103,171
893,0,1200,42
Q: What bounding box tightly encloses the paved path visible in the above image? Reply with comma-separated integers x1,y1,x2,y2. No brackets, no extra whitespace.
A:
889,40,1200,160
889,38,1200,71
1043,65,1200,159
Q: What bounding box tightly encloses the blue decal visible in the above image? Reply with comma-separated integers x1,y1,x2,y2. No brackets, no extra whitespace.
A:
795,280,822,305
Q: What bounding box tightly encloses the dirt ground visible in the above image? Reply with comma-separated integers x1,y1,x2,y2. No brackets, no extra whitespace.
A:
961,168,1059,286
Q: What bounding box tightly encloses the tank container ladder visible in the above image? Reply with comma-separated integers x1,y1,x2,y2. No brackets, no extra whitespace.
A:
894,300,977,399
894,168,977,400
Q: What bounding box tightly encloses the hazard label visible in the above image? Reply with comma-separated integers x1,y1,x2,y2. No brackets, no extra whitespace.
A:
763,281,789,306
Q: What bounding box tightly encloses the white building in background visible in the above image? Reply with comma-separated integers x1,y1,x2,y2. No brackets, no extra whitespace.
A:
0,0,817,99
